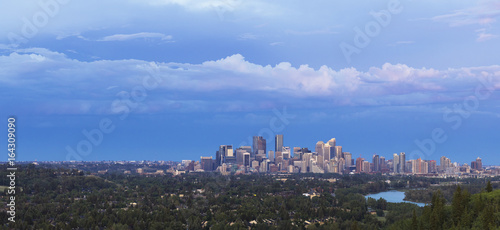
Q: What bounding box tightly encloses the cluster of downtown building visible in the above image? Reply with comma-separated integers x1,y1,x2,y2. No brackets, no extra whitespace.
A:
182,135,492,176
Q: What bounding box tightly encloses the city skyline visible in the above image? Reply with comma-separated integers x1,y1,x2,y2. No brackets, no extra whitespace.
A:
196,134,494,175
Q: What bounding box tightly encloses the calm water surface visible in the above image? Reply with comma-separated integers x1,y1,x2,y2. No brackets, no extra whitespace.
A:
365,190,426,207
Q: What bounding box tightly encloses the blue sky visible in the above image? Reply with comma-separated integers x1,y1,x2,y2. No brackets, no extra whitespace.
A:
1,0,500,164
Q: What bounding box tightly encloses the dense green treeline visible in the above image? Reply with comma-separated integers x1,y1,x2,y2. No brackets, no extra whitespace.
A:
404,179,500,203
389,182,500,230
1,164,499,229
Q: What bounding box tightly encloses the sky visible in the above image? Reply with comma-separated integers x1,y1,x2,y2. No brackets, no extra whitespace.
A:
1,0,500,164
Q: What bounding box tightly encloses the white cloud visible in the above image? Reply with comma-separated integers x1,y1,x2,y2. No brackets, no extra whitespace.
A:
2,49,500,115
476,28,499,41
238,33,258,40
432,1,500,27
431,1,500,42
285,27,339,36
99,32,173,41
269,42,284,46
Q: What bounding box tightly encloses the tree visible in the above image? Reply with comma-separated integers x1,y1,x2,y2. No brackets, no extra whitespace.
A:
486,180,493,193
411,209,418,230
481,204,495,230
350,220,359,230
452,185,463,225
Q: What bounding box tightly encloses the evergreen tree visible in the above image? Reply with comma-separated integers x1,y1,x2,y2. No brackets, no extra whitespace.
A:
481,204,495,230
452,185,463,225
411,209,418,230
486,180,493,193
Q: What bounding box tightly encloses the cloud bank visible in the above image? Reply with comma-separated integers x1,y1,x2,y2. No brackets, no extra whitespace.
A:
1,48,499,115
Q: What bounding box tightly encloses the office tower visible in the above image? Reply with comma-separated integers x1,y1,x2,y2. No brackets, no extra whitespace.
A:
422,161,429,174
410,159,417,174
268,150,275,162
440,156,451,172
393,153,400,173
373,155,380,172
219,145,233,157
282,147,291,159
356,157,364,173
317,154,324,169
344,152,352,167
363,161,371,173
303,153,312,172
251,160,259,169
200,156,214,171
476,157,482,171
243,153,250,166
236,146,251,165
323,144,331,162
315,141,324,157
338,157,345,172
216,150,222,167
293,147,302,160
327,138,336,159
275,151,282,162
428,160,437,173
252,136,266,159
399,152,406,173
275,134,283,152
379,156,386,171
327,138,336,147
236,149,245,165
218,145,233,164
260,160,270,172
335,146,342,159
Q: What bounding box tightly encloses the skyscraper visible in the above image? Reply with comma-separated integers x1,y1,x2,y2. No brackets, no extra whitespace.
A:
393,153,399,173
236,146,251,165
327,138,336,147
268,150,275,162
399,152,406,173
476,157,482,171
275,134,283,152
200,156,214,171
252,136,266,159
363,161,371,173
373,154,380,172
315,141,324,157
293,147,302,160
243,152,250,166
327,138,336,159
219,145,234,164
216,150,222,167
356,157,364,173
335,146,342,159
344,152,352,168
323,144,331,162
282,147,291,159
440,156,451,172
379,156,386,171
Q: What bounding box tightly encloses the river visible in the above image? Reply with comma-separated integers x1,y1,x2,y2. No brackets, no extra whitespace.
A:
365,190,426,207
